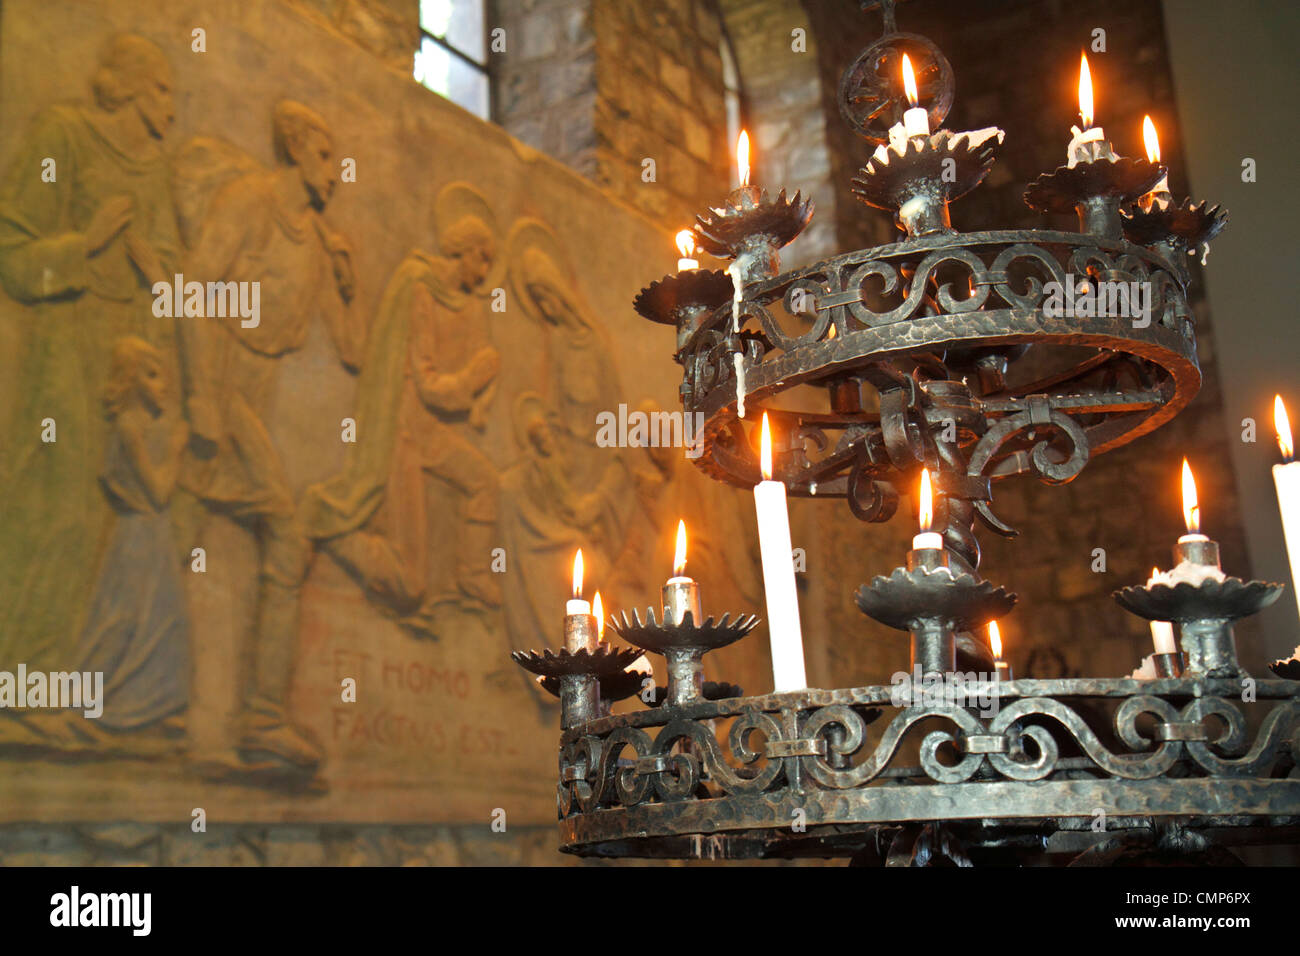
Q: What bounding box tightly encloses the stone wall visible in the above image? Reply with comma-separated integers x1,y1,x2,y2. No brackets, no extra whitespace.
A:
492,0,732,232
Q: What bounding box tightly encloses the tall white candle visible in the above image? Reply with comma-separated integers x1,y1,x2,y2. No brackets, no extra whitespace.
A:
753,412,807,692
1273,396,1300,622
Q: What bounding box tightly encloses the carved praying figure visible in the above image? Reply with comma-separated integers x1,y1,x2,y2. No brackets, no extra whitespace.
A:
301,182,503,628
170,100,363,771
0,34,181,676
74,337,191,732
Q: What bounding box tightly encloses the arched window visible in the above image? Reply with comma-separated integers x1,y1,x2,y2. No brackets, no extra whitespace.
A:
414,0,489,118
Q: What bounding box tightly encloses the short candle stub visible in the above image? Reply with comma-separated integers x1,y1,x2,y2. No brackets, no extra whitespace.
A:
993,659,1012,682
662,578,702,628
564,613,598,654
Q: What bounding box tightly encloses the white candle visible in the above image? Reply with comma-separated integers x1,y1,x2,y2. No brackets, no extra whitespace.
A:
900,54,929,138
912,532,944,550
1150,621,1177,655
1140,116,1171,211
1067,54,1105,167
753,412,807,692
1145,568,1177,654
564,549,594,652
1273,396,1300,622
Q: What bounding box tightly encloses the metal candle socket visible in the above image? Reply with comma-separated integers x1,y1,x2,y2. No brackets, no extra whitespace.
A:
693,186,814,282
510,645,642,730
661,577,702,627
1114,553,1284,678
608,608,758,707
1025,155,1165,240
856,561,1017,679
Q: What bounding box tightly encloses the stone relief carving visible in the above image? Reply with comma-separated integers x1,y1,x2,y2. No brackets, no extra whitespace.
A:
0,29,758,805
301,181,503,631
0,35,181,686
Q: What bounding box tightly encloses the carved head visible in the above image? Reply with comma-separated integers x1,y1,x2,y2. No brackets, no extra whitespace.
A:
272,100,336,209
521,247,573,326
103,336,166,418
91,35,173,139
442,216,496,293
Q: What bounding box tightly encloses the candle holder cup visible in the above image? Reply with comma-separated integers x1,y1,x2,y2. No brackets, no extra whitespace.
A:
693,187,814,283
855,565,1017,678
608,608,759,707
1122,198,1229,277
1114,576,1284,678
511,645,643,729
851,128,1004,238
634,268,735,356
1025,155,1165,240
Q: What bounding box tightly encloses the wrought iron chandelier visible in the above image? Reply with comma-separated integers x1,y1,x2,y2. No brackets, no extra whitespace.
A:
512,0,1300,865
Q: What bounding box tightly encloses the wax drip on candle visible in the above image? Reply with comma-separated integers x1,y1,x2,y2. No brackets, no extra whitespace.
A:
1139,116,1171,211
728,254,754,418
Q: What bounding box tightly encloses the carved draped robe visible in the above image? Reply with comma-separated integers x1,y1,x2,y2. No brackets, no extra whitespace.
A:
0,105,180,671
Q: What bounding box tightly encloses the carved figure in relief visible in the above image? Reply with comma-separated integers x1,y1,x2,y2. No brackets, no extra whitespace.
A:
0,35,181,676
170,100,362,771
73,337,191,732
301,182,503,628
498,392,622,703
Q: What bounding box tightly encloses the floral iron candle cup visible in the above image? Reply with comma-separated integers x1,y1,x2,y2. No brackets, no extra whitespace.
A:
851,53,1004,238
1115,460,1284,678
857,469,1017,678
1026,53,1164,239
1122,116,1228,274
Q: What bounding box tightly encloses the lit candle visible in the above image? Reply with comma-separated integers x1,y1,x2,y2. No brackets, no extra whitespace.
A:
901,53,930,138
662,519,703,626
885,54,931,153
1146,567,1178,654
912,468,945,552
593,590,605,641
989,621,1012,681
753,412,807,692
1139,115,1171,211
564,548,597,652
1067,53,1105,166
1160,459,1226,584
676,230,699,272
1272,395,1300,622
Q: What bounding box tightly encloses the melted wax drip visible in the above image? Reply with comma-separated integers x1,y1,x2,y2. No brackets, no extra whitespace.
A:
727,254,754,418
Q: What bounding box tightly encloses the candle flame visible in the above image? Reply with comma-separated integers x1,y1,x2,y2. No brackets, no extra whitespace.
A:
572,548,584,599
1078,53,1094,130
901,53,920,108
737,129,750,187
593,591,604,641
1142,115,1161,164
1275,395,1294,461
919,468,934,532
1181,458,1200,533
674,519,688,576
675,229,695,258
988,620,1003,659
760,411,773,481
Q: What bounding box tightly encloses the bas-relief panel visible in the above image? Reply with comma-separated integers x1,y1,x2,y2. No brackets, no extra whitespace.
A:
0,6,763,824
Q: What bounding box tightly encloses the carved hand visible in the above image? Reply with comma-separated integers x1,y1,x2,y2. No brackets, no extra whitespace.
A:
465,347,500,393
124,230,167,287
84,195,134,257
